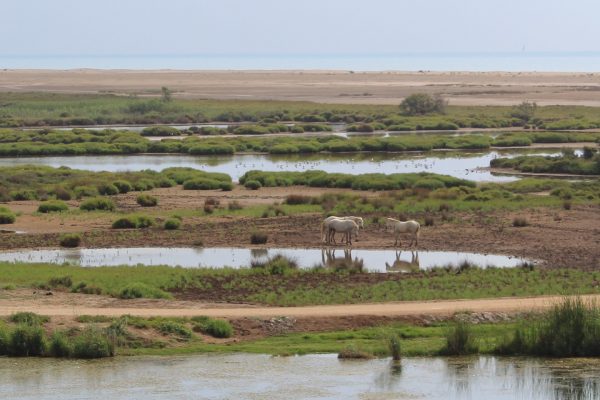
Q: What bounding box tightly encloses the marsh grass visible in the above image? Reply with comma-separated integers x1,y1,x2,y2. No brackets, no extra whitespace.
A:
441,319,479,355
496,297,600,357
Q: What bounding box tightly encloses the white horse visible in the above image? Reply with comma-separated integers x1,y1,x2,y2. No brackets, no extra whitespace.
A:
385,218,420,247
326,219,360,245
321,216,363,244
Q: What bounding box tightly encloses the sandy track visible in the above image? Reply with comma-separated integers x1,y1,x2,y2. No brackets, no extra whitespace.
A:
1,295,598,319
2,70,600,106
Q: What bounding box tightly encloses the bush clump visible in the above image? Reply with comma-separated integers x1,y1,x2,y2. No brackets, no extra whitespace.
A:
156,321,192,339
72,327,115,358
112,215,154,229
9,325,46,356
80,197,115,211
193,318,233,338
59,233,82,248
441,319,478,355
136,194,158,207
118,282,172,299
113,180,133,194
97,183,119,196
0,207,16,224
244,180,262,190
250,231,268,244
38,200,69,213
164,218,181,230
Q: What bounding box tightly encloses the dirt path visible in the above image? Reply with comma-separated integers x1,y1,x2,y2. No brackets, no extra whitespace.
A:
1,294,598,318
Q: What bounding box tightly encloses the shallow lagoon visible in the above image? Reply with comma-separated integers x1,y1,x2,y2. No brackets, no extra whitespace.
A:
0,247,531,272
1,354,598,400
0,150,563,182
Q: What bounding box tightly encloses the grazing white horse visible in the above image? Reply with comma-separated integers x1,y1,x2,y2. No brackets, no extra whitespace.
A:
385,251,420,273
321,216,363,244
326,219,360,245
385,218,420,247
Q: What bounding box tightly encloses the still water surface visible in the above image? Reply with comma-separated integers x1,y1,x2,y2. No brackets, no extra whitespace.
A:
0,247,530,272
0,150,561,182
0,354,598,400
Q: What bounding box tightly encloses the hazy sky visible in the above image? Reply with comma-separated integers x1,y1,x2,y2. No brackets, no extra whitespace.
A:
2,0,599,56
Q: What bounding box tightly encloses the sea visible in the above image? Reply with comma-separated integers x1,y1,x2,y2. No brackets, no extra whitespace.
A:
1,52,599,72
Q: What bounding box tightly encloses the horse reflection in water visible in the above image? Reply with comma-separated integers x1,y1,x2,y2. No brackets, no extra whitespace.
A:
321,248,364,273
385,251,420,273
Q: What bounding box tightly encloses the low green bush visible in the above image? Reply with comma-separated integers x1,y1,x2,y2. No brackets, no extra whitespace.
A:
10,312,49,326
183,179,223,190
113,180,133,194
49,331,71,357
72,326,115,358
59,233,82,248
164,218,181,230
111,215,154,229
0,209,16,224
97,183,119,196
80,197,115,211
38,200,69,213
118,283,171,299
250,231,268,244
136,194,158,207
195,318,233,338
244,180,262,190
441,319,478,355
9,325,46,356
156,321,192,339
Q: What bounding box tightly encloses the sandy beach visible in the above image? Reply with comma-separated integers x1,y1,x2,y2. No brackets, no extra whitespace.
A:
1,69,599,106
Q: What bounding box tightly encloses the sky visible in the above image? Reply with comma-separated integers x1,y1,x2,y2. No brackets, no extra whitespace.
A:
2,0,599,56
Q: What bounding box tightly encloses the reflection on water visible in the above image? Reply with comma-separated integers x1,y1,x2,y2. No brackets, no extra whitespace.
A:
0,150,564,182
0,247,531,271
0,355,599,400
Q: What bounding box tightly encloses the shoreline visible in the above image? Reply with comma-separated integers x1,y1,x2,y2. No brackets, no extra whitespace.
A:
2,69,600,106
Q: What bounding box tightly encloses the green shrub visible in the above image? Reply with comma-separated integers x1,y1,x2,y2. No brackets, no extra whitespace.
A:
164,218,181,230
441,319,478,355
0,211,16,224
244,180,262,190
133,179,156,191
196,318,233,338
156,321,192,339
112,215,154,229
141,126,181,136
183,179,222,190
72,327,115,358
118,283,171,299
97,183,119,196
49,331,71,357
285,194,313,205
0,323,9,355
496,298,600,357
228,201,243,210
80,197,115,211
59,233,82,248
48,276,73,288
112,217,138,229
38,200,69,213
10,312,49,326
136,194,158,207
9,325,46,356
219,181,233,191
113,180,133,194
73,185,98,199
250,231,268,244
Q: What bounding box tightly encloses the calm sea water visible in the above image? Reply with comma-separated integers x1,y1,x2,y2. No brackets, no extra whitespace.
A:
1,53,600,71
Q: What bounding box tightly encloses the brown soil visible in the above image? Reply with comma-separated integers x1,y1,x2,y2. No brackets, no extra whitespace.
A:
2,198,599,269
1,70,600,106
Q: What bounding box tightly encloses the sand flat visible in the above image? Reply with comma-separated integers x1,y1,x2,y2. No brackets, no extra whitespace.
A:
1,69,599,106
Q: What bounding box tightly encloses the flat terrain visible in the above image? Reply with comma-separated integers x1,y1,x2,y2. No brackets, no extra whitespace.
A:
2,185,599,269
2,70,600,106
